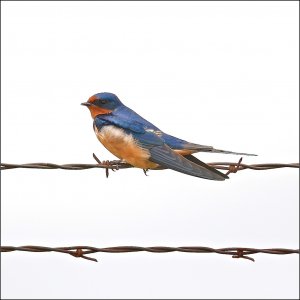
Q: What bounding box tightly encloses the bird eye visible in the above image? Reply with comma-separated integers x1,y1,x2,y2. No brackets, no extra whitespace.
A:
99,99,107,105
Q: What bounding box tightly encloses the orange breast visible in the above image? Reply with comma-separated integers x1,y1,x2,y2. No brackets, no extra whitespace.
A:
94,125,159,169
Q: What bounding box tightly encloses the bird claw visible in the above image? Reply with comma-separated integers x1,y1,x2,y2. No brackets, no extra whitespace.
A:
102,160,110,178
93,153,148,178
109,160,123,171
92,153,122,178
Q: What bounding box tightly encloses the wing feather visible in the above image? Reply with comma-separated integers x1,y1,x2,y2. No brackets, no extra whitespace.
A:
149,144,228,181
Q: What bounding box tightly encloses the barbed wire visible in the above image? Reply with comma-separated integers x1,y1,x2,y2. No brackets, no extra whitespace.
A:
1,245,298,262
2,156,299,263
1,154,299,177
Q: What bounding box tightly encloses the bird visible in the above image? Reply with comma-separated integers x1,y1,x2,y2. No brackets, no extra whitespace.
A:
81,92,256,181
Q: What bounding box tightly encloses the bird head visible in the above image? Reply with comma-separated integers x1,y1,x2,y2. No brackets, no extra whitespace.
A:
81,92,122,118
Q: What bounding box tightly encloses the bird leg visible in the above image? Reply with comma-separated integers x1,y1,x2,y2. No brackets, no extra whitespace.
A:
92,153,125,178
143,169,149,176
108,160,124,171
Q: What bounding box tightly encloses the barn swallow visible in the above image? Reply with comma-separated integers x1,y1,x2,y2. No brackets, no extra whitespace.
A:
81,93,256,181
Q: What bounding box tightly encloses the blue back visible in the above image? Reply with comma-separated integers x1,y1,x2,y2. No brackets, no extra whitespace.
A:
94,104,189,150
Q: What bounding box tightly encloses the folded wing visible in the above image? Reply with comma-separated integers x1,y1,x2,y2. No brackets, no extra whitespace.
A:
148,144,228,181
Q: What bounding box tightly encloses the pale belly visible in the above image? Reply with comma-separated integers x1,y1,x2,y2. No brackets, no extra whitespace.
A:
94,125,159,169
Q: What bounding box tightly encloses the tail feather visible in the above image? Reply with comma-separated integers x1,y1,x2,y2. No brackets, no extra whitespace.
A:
181,143,257,156
204,148,257,156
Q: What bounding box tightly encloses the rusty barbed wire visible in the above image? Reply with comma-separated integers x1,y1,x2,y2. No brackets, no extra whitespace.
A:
1,245,298,262
1,154,299,178
2,156,299,263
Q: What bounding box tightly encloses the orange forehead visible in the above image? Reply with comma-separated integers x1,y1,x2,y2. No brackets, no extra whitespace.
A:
88,95,97,103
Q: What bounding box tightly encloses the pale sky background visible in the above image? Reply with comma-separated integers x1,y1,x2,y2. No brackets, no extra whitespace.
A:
1,1,299,299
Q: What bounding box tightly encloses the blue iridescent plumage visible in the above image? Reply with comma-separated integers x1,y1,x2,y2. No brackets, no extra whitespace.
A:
82,92,256,180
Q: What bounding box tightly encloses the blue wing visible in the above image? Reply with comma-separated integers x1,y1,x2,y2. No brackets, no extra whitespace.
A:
136,132,228,180
107,105,256,156
95,115,228,180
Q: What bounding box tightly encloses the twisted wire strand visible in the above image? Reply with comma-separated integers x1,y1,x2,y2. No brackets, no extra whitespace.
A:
1,245,298,262
1,154,299,176
2,162,298,171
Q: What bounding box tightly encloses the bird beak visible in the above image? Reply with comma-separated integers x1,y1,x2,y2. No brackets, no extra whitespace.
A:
81,102,92,107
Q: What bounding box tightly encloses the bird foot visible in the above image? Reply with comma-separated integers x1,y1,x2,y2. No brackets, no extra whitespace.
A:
143,169,149,176
92,153,122,178
109,160,124,171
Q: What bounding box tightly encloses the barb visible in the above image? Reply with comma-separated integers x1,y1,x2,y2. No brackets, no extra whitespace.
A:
1,245,298,263
1,154,299,178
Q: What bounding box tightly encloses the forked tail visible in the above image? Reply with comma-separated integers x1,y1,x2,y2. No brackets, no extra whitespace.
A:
205,148,257,156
